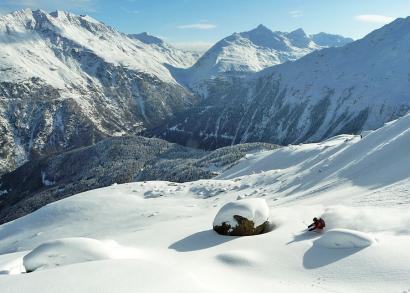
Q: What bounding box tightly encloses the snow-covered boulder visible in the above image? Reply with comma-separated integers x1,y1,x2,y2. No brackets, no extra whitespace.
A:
316,229,376,249
213,198,270,236
23,238,128,272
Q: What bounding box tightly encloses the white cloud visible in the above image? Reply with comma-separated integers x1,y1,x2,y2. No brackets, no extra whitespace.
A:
177,23,217,30
289,10,302,18
172,41,213,53
355,14,395,25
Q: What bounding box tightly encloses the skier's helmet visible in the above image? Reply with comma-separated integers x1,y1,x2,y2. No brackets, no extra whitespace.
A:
313,217,318,221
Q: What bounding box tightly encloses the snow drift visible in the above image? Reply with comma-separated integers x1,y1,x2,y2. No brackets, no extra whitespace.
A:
315,229,376,249
23,238,138,272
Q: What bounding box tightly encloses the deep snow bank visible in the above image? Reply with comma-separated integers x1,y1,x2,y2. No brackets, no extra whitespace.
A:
23,238,138,272
316,229,376,249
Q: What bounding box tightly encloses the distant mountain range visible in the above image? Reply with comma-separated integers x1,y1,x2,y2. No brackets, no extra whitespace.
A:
1,8,409,178
0,9,352,175
158,17,410,149
178,25,352,89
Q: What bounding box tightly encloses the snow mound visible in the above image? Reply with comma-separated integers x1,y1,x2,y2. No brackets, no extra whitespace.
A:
315,229,376,249
23,238,138,272
213,198,269,229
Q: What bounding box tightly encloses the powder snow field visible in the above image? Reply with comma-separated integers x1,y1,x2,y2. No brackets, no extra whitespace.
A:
1,115,410,292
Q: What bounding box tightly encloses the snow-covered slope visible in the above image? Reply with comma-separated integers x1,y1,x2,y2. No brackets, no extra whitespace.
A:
0,9,196,174
218,113,410,205
0,113,410,292
129,32,200,68
159,17,409,149
181,25,352,87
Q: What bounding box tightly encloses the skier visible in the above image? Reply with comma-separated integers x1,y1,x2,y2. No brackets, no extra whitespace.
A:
308,217,325,232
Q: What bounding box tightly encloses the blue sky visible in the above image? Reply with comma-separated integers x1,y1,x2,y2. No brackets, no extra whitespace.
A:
1,0,410,51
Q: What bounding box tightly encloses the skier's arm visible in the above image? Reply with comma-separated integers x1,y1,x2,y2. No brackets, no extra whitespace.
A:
308,223,314,228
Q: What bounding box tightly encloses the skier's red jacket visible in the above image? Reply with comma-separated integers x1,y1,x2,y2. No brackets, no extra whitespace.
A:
315,218,326,229
309,218,326,230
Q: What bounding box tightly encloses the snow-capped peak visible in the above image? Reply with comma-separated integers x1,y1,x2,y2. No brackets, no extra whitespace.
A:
286,28,313,48
0,8,181,85
183,24,352,86
0,8,116,42
247,24,275,37
239,24,288,50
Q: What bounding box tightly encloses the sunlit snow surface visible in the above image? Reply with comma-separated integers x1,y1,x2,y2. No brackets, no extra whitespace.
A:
1,115,410,292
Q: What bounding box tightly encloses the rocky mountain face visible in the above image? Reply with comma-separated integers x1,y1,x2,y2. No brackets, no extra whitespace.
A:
128,32,200,68
0,9,198,175
177,25,352,90
157,18,410,149
0,136,277,224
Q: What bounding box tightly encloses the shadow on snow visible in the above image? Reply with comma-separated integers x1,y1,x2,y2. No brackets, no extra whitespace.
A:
169,229,237,252
303,241,365,269
287,230,367,269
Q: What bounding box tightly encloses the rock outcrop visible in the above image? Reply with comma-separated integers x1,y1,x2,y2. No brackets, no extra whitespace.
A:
213,198,271,236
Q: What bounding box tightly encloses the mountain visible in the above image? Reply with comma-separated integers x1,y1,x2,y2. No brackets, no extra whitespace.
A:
156,17,410,149
0,136,276,224
128,32,200,68
0,9,197,175
179,25,352,89
311,32,354,47
0,113,409,292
